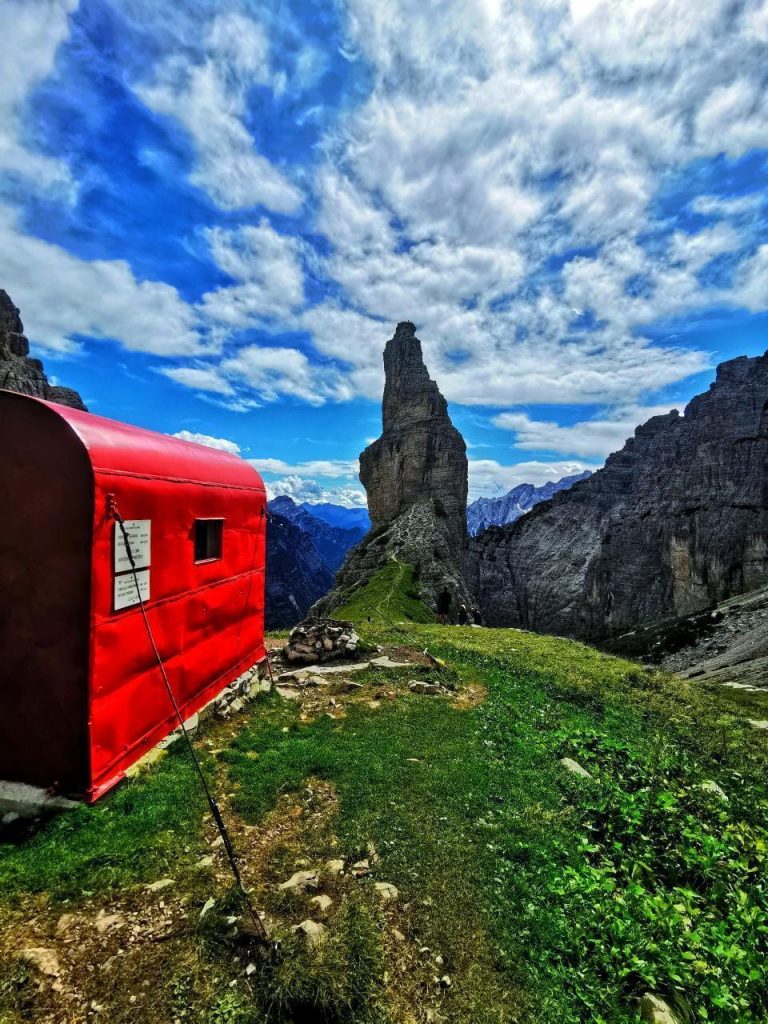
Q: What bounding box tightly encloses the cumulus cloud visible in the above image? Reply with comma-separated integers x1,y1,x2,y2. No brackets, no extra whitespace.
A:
5,0,768,451
732,244,768,312
0,208,205,355
266,474,367,507
695,79,768,158
493,404,679,459
690,193,764,217
468,458,599,500
220,345,343,405
200,220,305,325
171,430,241,454
297,0,768,411
160,365,234,394
136,12,302,213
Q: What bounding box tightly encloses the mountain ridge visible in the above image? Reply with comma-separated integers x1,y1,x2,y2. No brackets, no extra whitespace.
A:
467,350,768,639
467,471,592,536
299,502,370,531
267,495,367,572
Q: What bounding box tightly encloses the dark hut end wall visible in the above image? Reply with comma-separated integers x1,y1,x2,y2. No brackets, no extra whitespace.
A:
0,394,92,793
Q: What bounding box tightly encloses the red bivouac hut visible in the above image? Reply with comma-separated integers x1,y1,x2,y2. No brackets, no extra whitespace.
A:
0,391,267,800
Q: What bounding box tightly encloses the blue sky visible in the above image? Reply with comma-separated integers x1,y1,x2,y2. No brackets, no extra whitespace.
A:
2,0,768,504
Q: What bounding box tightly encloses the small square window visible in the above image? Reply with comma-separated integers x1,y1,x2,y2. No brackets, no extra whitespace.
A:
195,519,223,562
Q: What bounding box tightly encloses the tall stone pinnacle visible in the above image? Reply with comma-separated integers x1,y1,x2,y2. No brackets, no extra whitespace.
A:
359,321,468,552
312,321,476,620
0,289,86,410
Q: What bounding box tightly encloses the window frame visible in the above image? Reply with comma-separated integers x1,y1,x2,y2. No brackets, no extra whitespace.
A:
194,517,224,564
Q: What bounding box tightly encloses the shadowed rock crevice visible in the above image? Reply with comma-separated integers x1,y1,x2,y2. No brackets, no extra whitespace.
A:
0,290,86,410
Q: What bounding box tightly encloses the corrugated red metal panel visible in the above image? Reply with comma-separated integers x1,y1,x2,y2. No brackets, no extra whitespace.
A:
0,391,267,801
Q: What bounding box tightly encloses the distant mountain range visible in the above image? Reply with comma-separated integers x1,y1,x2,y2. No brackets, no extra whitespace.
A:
298,501,370,532
265,512,335,629
265,477,593,627
268,496,368,571
265,497,369,628
467,471,592,536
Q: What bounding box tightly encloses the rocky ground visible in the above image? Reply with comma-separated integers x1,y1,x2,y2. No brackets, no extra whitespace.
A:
607,584,768,694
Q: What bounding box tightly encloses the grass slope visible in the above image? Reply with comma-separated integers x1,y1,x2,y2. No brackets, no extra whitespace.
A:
1,565,767,1023
334,559,436,625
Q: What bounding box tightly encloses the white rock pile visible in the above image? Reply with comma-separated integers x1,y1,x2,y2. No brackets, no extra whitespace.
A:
284,618,361,665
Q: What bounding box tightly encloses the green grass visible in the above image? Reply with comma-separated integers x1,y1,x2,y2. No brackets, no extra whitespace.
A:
0,744,208,901
334,558,436,625
2,564,767,1023
216,626,768,1023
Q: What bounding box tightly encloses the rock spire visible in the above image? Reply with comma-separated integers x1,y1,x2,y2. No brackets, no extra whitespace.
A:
360,321,468,553
313,322,475,620
0,289,86,410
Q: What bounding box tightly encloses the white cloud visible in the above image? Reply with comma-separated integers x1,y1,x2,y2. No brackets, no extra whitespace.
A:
250,457,359,479
468,458,599,500
136,13,302,213
0,0,77,193
160,365,233,394
200,220,305,325
668,223,741,270
220,345,341,405
695,79,768,158
171,430,241,454
295,0,768,411
690,193,763,217
0,208,204,355
568,0,729,71
266,474,367,507
493,404,679,459
6,0,768,425
747,1,768,41
732,244,768,312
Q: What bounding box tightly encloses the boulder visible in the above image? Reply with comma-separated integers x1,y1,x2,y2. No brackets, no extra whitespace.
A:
409,681,442,695
20,947,60,978
278,870,319,892
374,882,399,903
283,618,361,665
639,993,681,1023
293,919,328,947
559,757,592,779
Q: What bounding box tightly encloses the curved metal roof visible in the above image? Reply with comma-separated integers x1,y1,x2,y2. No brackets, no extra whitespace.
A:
2,391,265,492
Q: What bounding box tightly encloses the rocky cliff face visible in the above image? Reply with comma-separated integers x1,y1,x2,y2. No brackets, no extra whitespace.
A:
467,351,768,639
0,290,86,410
360,321,468,556
315,321,475,618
